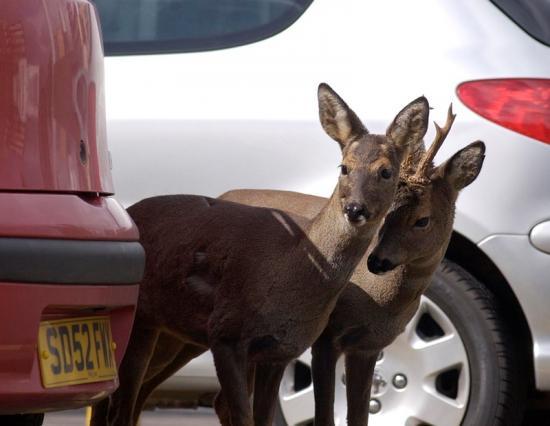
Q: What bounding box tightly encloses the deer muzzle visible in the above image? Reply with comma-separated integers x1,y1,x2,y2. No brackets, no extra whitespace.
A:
344,202,370,225
367,254,396,275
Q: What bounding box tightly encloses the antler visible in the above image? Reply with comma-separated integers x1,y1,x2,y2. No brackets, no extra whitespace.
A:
412,104,456,182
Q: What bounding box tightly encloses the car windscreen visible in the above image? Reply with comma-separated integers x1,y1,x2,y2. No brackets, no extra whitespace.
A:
93,0,313,56
491,0,550,46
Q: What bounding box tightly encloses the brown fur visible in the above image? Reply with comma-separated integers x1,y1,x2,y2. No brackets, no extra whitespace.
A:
216,142,485,426
90,85,429,426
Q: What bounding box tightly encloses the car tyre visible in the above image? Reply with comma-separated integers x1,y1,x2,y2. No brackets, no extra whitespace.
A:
427,260,527,426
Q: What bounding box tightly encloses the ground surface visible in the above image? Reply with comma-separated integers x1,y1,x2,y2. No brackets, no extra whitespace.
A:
44,407,218,426
43,407,549,426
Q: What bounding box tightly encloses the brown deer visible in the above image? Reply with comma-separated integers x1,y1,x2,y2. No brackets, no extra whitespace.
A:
90,84,429,426
217,106,485,425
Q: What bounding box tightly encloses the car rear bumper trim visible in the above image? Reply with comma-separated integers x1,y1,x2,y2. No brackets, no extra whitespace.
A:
0,238,144,284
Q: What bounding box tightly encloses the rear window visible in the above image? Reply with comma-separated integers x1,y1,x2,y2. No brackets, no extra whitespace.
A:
93,0,313,56
491,0,550,46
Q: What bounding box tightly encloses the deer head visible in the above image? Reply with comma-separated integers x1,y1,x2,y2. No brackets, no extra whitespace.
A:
318,83,429,227
367,106,485,274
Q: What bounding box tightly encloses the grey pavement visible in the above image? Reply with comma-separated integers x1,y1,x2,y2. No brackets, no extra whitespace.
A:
42,406,550,425
44,407,219,426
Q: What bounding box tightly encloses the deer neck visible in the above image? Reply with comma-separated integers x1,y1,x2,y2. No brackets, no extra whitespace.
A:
393,245,448,307
305,187,376,281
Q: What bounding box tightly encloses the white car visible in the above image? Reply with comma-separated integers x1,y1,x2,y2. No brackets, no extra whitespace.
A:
95,0,550,424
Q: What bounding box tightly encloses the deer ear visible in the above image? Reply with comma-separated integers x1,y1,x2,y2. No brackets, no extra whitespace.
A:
386,96,430,156
318,83,367,149
434,141,486,190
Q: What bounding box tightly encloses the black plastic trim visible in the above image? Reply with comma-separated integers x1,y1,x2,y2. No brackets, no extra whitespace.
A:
0,238,144,284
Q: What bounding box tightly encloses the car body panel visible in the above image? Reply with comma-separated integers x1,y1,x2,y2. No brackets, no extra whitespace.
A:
0,283,138,413
478,235,550,390
0,0,143,413
160,353,219,393
107,116,550,242
0,193,137,240
0,0,113,194
102,0,550,389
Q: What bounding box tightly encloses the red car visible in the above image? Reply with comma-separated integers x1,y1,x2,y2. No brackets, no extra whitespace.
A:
0,0,144,424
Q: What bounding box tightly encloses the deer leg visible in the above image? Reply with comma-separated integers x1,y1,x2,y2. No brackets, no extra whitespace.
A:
133,341,205,426
311,335,339,426
252,363,286,426
345,351,377,426
215,362,256,426
211,341,253,426
213,390,232,426
107,326,160,426
90,397,109,426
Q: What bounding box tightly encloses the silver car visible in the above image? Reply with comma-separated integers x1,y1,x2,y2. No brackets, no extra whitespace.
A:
94,0,550,424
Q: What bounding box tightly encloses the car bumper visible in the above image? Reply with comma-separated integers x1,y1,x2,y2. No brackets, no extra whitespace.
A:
0,193,143,413
0,282,139,414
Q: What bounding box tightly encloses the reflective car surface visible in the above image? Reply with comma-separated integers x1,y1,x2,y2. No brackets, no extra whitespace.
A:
0,1,143,423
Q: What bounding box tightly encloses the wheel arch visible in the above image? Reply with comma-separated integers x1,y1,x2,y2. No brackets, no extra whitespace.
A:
445,231,535,391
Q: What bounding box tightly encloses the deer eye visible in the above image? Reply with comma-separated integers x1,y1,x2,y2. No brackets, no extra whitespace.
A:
340,165,349,176
380,168,392,179
414,217,430,228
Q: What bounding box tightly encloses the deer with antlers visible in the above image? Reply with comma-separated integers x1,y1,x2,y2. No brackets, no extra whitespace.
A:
215,105,485,425
90,84,430,426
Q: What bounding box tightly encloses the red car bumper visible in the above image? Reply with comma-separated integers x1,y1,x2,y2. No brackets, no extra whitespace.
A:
0,283,139,414
0,193,144,414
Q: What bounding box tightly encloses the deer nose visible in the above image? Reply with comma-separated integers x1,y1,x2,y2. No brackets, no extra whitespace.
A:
367,254,395,274
344,203,369,223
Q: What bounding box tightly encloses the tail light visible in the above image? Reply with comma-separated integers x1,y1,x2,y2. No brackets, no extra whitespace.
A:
456,79,550,144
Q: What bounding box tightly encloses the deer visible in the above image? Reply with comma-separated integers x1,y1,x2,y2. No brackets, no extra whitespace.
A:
215,105,486,425
90,84,430,426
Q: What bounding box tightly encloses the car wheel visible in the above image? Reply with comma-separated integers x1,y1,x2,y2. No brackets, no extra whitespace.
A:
0,414,45,426
276,259,526,426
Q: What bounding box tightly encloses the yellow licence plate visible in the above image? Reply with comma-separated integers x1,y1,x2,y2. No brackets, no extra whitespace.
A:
37,316,117,388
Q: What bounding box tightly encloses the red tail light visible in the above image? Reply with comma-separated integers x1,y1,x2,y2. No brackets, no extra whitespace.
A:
456,79,550,144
